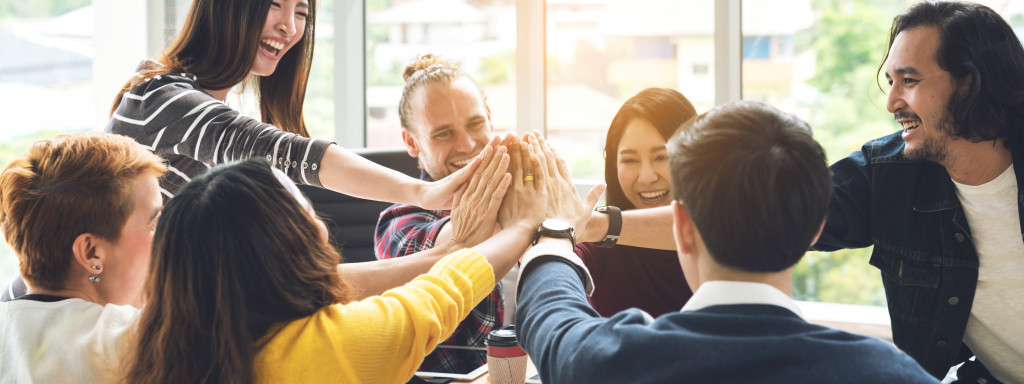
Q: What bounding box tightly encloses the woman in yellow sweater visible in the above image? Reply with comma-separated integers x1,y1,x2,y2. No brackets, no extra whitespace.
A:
124,139,548,383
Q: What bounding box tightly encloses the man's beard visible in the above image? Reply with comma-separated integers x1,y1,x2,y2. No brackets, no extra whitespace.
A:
903,101,957,164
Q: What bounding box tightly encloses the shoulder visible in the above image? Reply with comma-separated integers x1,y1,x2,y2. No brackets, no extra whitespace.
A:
857,132,911,164
377,204,450,229
380,203,449,220
113,72,212,118
129,70,201,95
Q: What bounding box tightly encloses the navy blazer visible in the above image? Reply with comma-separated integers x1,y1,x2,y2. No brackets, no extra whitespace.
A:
516,259,938,384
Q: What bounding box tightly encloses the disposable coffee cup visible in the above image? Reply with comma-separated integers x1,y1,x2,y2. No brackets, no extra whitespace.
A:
486,325,528,384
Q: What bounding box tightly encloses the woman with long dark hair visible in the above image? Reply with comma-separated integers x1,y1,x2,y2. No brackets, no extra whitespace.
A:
576,87,698,317
107,0,470,209
126,144,548,383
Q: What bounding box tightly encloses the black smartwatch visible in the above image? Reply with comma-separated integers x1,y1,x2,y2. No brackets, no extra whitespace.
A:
593,206,621,248
533,218,575,246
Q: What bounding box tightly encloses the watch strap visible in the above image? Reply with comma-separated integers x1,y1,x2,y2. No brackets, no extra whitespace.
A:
594,206,621,248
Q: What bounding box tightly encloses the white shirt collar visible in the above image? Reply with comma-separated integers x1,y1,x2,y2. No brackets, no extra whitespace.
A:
680,281,803,318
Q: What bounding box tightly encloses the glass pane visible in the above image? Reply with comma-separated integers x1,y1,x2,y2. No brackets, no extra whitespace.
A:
1,1,95,288
546,0,714,181
365,0,517,148
740,0,895,306
304,0,336,140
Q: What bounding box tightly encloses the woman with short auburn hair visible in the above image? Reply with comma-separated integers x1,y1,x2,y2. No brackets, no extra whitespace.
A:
0,132,166,382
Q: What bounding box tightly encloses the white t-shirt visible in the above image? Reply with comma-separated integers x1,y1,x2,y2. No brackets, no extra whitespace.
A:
953,164,1024,383
0,296,139,383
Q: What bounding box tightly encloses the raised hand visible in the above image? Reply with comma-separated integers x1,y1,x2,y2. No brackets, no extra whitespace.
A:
497,134,548,231
418,136,501,210
524,132,604,232
448,144,510,249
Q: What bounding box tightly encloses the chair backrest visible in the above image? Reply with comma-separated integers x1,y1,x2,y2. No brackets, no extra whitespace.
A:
298,148,420,264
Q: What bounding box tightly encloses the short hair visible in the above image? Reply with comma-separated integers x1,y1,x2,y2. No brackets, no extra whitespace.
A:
0,132,166,290
398,54,487,133
878,1,1024,146
604,88,698,210
668,101,832,272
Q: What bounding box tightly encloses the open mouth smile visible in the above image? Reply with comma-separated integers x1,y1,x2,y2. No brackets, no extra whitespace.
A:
639,190,669,201
259,38,285,59
450,158,473,169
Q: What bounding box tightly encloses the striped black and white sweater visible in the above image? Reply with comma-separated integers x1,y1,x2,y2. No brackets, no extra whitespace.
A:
107,63,332,199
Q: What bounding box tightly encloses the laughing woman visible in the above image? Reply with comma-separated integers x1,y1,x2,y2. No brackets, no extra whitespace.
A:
107,0,470,208
576,88,698,317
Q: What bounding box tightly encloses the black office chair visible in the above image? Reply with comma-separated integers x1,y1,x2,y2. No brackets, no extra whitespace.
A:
298,147,420,264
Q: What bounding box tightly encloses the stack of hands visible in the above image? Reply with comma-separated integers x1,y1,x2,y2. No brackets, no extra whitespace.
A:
447,132,605,251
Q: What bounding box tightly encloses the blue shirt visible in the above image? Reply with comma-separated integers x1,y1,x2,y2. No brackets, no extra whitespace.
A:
814,131,1024,378
515,256,937,384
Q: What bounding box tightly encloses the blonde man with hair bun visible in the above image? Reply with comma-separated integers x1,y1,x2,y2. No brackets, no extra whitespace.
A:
375,54,505,375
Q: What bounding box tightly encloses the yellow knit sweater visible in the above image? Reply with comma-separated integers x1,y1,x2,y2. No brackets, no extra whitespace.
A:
253,249,494,384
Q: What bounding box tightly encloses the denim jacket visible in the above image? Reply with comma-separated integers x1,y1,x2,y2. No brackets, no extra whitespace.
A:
813,132,1024,378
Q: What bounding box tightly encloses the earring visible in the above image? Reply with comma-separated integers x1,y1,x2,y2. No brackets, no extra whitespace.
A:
89,265,101,283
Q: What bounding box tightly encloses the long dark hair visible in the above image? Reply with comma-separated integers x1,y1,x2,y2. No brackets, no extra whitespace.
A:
878,1,1024,146
604,88,697,210
125,160,348,383
110,0,317,137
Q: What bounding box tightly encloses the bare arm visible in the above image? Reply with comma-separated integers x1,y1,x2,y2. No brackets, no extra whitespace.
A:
318,139,497,210
579,206,675,250
337,241,460,300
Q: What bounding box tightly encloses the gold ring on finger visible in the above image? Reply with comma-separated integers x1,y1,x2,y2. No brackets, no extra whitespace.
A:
523,175,534,182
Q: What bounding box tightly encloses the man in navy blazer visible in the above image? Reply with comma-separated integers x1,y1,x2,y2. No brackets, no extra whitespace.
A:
515,101,938,383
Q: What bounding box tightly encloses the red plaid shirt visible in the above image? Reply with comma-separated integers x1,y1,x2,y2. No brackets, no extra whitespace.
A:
374,173,504,374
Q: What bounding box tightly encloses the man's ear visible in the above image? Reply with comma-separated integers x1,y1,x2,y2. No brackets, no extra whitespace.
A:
672,201,696,255
956,73,973,100
401,129,421,158
71,233,104,275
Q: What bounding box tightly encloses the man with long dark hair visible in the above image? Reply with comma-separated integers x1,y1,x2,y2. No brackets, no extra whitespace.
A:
815,2,1024,382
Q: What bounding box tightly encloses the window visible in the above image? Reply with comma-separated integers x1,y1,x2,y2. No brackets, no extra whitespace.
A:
364,0,517,148
6,0,1024,307
546,0,714,180
0,0,97,288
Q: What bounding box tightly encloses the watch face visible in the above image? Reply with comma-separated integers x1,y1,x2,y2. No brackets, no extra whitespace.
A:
542,218,571,231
